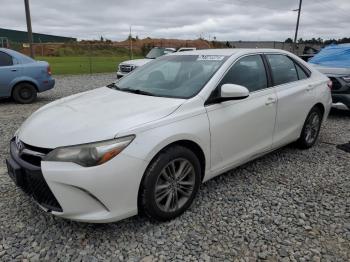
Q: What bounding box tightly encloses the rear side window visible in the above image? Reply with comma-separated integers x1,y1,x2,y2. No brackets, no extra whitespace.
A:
295,63,308,80
220,55,268,92
266,54,298,86
0,51,13,66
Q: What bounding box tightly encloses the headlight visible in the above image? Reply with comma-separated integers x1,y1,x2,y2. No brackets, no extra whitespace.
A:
341,76,350,83
44,135,135,167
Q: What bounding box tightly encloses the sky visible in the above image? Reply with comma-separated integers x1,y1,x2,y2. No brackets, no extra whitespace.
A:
1,0,349,41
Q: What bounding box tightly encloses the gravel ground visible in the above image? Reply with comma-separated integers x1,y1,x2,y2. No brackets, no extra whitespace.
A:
0,73,349,261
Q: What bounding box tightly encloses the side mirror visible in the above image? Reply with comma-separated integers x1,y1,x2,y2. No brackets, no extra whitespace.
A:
220,84,249,100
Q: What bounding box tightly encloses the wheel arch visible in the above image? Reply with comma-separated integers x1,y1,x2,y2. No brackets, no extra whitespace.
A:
163,140,206,181
137,139,207,212
313,102,325,120
11,79,39,96
143,139,206,182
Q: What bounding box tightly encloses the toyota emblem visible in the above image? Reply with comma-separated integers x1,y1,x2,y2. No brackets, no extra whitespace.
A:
15,136,24,152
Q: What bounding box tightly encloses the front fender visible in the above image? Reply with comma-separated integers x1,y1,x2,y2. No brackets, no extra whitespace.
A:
122,111,211,177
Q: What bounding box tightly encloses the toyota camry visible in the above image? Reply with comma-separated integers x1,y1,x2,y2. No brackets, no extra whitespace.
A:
6,49,332,223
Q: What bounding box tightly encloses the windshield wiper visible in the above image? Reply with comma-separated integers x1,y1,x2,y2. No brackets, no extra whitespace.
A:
107,83,122,90
121,88,155,96
108,83,155,96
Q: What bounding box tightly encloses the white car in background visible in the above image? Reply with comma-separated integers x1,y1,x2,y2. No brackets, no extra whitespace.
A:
7,49,331,223
117,47,176,78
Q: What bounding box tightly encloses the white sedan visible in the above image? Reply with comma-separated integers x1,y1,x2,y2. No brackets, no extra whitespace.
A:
6,49,332,223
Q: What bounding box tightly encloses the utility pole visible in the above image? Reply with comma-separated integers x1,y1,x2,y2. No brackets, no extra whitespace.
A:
24,0,34,58
293,0,303,54
129,26,133,60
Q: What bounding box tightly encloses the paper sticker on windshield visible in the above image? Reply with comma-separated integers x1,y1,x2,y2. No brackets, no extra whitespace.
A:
197,55,225,61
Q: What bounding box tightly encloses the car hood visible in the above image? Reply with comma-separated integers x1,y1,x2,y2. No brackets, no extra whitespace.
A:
311,64,350,77
18,87,184,148
120,58,152,67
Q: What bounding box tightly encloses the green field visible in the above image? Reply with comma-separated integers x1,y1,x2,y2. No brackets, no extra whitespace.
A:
37,56,142,75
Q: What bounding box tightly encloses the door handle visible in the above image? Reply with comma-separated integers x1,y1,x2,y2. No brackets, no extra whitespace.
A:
11,69,17,72
265,97,276,105
306,84,314,91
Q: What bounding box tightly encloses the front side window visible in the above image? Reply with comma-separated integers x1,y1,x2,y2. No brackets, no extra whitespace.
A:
114,55,228,98
219,55,268,92
0,51,13,66
266,54,299,85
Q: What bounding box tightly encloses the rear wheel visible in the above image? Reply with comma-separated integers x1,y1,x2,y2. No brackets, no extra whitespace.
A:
297,107,323,149
139,145,201,221
12,83,37,104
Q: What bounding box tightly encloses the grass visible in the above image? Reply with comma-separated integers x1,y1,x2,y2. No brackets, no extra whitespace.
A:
37,56,143,75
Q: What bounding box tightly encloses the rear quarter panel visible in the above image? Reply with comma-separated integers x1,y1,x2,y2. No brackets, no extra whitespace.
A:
7,62,54,93
292,54,332,121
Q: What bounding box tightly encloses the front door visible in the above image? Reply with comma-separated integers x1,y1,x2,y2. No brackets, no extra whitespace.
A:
205,54,277,176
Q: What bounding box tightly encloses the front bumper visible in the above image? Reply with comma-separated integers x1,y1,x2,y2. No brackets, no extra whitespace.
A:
7,139,148,223
6,140,62,212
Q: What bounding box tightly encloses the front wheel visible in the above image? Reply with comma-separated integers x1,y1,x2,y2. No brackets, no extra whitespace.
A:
297,107,323,149
139,146,201,221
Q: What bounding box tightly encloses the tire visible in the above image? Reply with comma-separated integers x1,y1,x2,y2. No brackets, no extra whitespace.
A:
12,83,37,104
296,106,323,149
139,145,201,221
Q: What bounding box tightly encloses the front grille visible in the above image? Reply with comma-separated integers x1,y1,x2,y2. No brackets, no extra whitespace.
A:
21,154,42,166
119,64,135,73
330,77,342,90
19,142,52,167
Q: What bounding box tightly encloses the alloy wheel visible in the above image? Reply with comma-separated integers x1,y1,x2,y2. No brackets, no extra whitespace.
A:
154,158,196,213
304,112,321,144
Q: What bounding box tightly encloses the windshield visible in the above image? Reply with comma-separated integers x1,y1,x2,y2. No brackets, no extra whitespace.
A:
145,48,175,59
114,55,228,99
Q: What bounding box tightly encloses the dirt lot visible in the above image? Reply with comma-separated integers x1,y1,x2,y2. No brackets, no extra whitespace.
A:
0,73,349,261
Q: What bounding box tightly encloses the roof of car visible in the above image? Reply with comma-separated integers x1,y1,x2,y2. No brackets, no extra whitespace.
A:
168,48,291,56
0,47,29,57
0,47,19,55
0,48,36,64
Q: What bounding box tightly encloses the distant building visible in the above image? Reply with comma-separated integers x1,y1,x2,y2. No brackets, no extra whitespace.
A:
0,28,76,47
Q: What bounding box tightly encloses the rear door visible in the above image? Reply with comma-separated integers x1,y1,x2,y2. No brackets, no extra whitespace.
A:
265,54,312,148
206,54,277,176
0,51,21,97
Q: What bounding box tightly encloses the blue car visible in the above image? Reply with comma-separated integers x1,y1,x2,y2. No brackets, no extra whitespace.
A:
0,48,55,103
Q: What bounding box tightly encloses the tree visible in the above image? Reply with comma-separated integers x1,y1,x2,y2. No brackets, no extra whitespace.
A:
285,38,293,43
100,36,104,42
